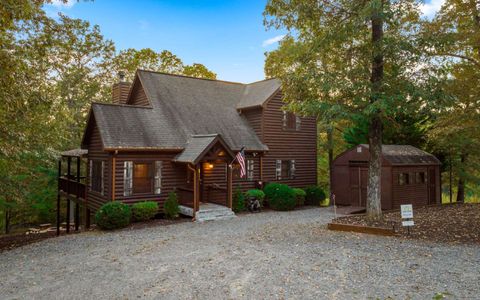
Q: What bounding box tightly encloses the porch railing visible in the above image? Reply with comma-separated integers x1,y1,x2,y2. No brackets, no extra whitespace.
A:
59,176,86,200
176,186,194,208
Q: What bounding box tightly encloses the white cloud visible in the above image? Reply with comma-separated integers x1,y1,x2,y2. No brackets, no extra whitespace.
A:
420,0,445,18
262,34,285,47
50,0,76,8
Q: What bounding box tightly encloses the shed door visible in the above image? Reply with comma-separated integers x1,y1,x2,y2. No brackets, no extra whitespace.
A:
350,167,368,207
428,167,436,204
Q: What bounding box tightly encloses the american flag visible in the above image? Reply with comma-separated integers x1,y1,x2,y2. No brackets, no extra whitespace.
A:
236,147,246,178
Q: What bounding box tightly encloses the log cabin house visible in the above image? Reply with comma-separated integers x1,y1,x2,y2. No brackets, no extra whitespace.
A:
331,144,441,210
58,70,317,225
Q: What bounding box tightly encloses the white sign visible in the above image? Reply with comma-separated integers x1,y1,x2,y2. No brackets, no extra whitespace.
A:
401,204,413,219
402,220,415,227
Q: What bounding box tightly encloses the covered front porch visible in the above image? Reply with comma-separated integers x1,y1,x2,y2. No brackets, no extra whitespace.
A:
173,134,236,221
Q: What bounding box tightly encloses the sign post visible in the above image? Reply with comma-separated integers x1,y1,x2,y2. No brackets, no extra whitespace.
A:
400,204,414,234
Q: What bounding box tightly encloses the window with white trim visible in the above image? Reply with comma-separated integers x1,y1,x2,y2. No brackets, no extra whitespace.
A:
282,111,301,131
124,161,162,196
246,159,254,180
276,160,296,180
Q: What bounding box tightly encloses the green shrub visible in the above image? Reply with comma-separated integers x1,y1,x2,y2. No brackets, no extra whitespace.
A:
320,197,330,207
304,186,326,206
233,187,245,212
245,189,265,204
131,201,158,222
95,202,131,230
164,192,180,219
264,183,296,211
293,188,306,206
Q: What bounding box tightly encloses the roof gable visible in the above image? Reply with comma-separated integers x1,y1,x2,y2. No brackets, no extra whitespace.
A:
236,78,281,110
173,134,234,164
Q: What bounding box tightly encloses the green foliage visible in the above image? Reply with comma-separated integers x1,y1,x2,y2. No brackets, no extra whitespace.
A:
245,189,265,203
292,188,306,206
233,187,246,213
320,198,330,207
131,201,158,222
304,186,326,206
95,202,131,230
264,183,296,211
163,192,180,219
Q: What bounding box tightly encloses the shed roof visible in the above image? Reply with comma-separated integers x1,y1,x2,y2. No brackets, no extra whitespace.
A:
360,144,440,165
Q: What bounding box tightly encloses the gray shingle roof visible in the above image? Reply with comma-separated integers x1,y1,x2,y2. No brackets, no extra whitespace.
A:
360,144,440,165
88,71,276,152
237,78,281,109
173,134,234,164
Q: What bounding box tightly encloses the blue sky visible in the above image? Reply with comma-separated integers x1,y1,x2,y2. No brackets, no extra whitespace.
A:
45,0,443,83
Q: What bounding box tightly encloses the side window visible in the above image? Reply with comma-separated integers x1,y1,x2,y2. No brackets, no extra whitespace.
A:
399,173,410,185
90,160,104,194
276,160,296,180
415,172,426,184
289,160,296,179
275,160,282,180
282,111,299,130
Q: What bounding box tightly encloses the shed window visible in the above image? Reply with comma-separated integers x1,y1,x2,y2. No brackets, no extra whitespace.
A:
415,172,426,184
399,173,410,185
282,111,300,130
247,159,254,180
276,160,295,180
90,160,104,194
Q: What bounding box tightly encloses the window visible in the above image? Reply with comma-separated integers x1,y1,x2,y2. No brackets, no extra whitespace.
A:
247,159,254,180
89,160,104,194
124,161,162,196
282,111,301,130
399,173,410,185
276,160,295,180
415,172,426,184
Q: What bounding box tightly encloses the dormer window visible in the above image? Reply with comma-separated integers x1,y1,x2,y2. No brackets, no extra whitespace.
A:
283,111,301,131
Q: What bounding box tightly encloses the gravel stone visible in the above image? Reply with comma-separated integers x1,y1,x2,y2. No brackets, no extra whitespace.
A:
0,207,478,299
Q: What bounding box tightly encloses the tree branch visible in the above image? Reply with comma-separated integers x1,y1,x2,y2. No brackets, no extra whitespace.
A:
430,52,480,68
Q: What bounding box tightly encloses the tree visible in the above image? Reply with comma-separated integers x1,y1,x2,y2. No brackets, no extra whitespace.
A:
422,0,480,202
265,0,435,219
112,48,216,82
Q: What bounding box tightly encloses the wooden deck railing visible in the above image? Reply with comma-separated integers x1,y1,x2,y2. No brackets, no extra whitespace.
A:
176,186,194,208
59,177,86,200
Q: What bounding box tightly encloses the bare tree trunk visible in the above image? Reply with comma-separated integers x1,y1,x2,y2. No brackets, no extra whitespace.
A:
366,0,385,220
456,153,467,203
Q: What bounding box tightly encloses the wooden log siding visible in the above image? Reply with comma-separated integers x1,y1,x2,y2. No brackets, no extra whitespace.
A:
86,121,110,211
127,80,150,106
201,161,227,205
261,91,317,188
113,152,188,209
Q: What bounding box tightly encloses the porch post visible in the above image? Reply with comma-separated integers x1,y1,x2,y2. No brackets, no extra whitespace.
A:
195,164,201,212
227,164,233,209
56,159,62,236
66,156,71,234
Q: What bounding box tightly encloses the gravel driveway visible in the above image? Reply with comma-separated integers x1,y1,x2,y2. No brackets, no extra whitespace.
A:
0,207,478,299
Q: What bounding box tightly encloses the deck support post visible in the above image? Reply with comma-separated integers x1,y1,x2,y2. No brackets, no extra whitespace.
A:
75,157,80,231
66,156,71,234
56,159,62,236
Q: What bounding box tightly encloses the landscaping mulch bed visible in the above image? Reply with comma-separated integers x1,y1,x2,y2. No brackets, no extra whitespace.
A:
332,203,480,244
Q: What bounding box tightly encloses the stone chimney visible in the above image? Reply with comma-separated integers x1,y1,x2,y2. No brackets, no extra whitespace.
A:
112,71,131,104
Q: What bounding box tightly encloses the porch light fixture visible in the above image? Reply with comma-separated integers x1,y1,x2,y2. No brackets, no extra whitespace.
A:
204,162,214,170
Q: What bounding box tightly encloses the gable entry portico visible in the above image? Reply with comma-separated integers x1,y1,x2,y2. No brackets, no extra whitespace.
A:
173,134,236,221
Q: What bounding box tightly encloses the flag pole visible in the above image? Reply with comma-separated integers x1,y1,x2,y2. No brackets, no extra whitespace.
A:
229,146,245,166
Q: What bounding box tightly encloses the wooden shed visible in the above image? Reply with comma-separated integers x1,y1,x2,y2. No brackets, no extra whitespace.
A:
332,144,441,210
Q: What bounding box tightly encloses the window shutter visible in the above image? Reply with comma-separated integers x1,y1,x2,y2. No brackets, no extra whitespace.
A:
154,161,162,194
101,161,105,195
88,160,92,191
295,116,301,130
124,161,133,196
282,111,287,129
290,160,296,179
247,159,254,180
276,160,282,180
